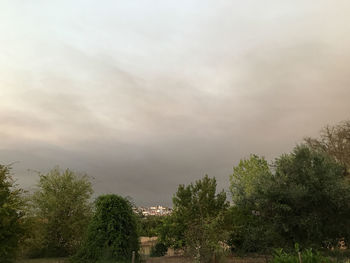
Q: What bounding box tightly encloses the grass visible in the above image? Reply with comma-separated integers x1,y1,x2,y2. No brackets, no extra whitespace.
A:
15,253,350,263
16,258,67,263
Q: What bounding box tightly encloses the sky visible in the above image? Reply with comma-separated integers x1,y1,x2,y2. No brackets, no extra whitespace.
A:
1,0,350,206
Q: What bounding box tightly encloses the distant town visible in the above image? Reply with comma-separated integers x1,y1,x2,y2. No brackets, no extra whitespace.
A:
136,205,172,216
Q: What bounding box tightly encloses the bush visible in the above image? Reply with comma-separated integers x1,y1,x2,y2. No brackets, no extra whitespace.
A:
150,242,168,257
71,194,139,263
226,206,278,254
271,245,331,263
323,249,350,262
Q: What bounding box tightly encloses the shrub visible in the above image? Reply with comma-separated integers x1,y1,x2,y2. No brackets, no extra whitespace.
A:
150,242,168,257
271,245,331,263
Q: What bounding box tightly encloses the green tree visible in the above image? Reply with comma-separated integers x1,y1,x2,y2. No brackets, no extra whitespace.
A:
31,167,93,257
72,194,139,263
305,120,350,177
229,146,350,252
138,215,164,237
162,175,229,262
228,155,275,253
270,146,350,247
229,154,272,206
0,165,26,263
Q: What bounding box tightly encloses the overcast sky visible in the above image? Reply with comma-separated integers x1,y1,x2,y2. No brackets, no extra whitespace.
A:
1,0,350,206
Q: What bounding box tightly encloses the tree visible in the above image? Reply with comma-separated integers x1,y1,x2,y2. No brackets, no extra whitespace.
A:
0,165,26,263
229,146,350,251
31,167,93,257
161,175,229,262
270,146,350,248
305,120,350,177
228,155,275,253
229,154,272,206
138,215,164,237
72,194,139,263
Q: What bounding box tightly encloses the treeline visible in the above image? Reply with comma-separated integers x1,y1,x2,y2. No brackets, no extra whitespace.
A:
1,166,139,263
1,121,350,263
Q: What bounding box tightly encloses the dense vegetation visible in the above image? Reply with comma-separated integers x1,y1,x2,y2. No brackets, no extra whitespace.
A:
271,244,332,263
72,195,139,263
1,120,350,263
26,168,93,257
138,215,164,237
228,146,350,253
0,165,26,263
159,175,229,262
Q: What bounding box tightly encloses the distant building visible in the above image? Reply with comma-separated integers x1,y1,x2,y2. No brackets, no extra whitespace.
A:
136,205,172,216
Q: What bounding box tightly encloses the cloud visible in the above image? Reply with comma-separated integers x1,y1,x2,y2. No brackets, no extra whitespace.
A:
1,0,350,205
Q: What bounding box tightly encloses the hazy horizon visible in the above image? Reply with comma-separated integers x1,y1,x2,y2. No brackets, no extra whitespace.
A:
1,1,350,206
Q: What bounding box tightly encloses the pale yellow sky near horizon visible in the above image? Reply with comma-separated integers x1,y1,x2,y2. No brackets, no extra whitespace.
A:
1,0,350,205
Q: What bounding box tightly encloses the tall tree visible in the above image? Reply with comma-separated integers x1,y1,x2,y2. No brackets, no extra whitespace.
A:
305,120,350,176
162,175,229,262
229,154,271,206
0,165,26,263
228,155,275,252
31,167,93,256
270,146,350,247
72,194,139,263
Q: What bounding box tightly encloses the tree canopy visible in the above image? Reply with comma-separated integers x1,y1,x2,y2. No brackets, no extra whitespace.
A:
229,146,350,252
305,120,350,177
0,165,26,263
72,194,139,263
30,167,93,257
160,175,229,262
271,146,350,247
230,154,271,206
138,215,164,237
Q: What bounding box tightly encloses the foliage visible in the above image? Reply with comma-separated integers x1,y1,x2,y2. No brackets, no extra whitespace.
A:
29,167,93,257
150,242,168,257
229,146,350,252
226,206,276,254
305,120,350,177
271,244,331,263
230,154,272,206
228,155,278,253
321,248,350,263
323,249,350,262
0,165,26,263
270,146,350,247
158,214,185,250
138,215,164,237
161,175,229,262
71,194,139,263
